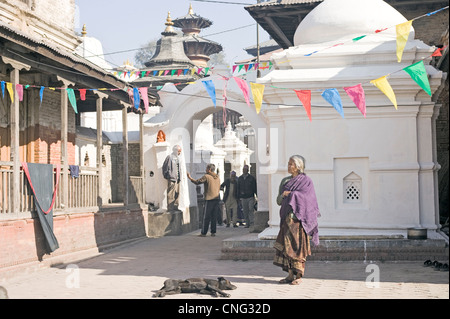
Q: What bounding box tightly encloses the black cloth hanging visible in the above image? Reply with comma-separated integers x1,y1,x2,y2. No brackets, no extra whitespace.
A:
22,162,60,253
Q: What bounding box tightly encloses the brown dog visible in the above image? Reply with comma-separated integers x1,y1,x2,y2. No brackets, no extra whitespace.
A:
153,277,236,297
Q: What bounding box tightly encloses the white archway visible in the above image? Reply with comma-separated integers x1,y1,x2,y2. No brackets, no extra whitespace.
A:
143,74,273,229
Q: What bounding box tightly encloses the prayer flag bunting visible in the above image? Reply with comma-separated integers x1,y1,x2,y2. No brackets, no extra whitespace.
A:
66,88,78,114
202,80,216,107
370,76,397,109
343,84,366,117
294,90,312,121
396,20,413,62
233,77,250,107
321,88,344,118
250,82,264,114
403,60,431,96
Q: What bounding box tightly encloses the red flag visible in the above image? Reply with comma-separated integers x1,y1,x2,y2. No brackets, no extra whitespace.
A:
294,90,312,121
431,47,443,57
79,89,86,101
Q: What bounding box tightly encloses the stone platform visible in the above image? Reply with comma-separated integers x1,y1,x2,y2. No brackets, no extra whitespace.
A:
221,233,449,262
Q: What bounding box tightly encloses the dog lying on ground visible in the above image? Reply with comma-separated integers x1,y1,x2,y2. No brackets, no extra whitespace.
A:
153,277,237,297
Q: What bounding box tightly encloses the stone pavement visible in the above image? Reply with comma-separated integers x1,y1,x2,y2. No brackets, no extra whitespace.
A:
2,225,449,300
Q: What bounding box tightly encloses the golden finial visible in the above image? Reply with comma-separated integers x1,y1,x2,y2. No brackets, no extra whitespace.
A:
164,11,174,32
188,3,194,15
81,24,87,37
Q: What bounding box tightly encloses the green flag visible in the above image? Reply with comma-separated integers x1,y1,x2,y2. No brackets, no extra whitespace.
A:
403,60,431,96
66,88,78,114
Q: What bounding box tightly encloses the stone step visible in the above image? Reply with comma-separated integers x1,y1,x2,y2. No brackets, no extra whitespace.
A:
221,233,449,261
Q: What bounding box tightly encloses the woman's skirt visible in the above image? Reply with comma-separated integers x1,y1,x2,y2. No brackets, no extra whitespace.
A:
273,213,311,277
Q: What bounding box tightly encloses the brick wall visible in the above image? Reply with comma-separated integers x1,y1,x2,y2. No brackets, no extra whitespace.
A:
0,208,147,280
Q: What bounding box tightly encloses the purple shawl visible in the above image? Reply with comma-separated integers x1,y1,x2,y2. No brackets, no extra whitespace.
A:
280,174,320,246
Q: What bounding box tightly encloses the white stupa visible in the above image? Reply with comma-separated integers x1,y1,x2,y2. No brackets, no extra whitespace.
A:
257,0,446,239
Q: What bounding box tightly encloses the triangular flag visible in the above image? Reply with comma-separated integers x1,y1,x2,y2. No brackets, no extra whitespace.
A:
158,70,164,76
294,90,312,121
233,76,250,107
250,82,264,114
183,69,189,75
170,69,176,76
6,82,14,103
138,87,149,113
232,65,237,73
79,88,86,101
403,60,431,96
202,80,216,107
238,65,244,72
321,88,344,118
163,70,169,76
431,47,442,57
370,76,397,109
177,69,182,76
39,86,44,106
1,81,5,98
343,84,366,117
16,84,23,101
396,20,412,62
66,88,78,114
133,87,140,109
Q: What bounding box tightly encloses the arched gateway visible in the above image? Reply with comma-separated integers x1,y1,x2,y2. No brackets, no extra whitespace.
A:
143,74,271,235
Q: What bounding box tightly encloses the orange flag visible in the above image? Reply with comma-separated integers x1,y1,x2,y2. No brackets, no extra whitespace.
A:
294,90,312,121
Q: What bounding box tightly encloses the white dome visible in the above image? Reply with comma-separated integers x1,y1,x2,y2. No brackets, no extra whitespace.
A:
294,0,411,45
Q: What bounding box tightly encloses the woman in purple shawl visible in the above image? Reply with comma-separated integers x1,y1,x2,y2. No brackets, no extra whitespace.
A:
274,155,320,285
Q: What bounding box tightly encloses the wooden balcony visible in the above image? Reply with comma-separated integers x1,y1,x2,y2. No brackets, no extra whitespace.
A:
0,161,144,220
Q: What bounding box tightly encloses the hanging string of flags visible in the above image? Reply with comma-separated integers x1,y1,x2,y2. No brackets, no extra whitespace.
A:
113,66,213,79
0,6,447,119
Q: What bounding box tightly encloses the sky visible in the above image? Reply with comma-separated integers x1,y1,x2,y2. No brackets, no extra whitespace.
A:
74,0,270,69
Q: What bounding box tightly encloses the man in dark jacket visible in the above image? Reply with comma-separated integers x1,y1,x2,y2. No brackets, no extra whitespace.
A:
162,145,182,211
221,171,239,227
237,165,257,228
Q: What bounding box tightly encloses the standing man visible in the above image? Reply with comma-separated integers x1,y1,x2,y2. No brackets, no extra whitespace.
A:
187,164,221,237
237,165,257,228
162,145,182,211
221,171,239,227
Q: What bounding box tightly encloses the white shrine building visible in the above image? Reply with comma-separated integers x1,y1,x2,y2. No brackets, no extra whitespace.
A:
143,0,447,242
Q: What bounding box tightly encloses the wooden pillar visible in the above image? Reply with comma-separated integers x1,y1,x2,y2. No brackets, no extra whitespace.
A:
57,76,75,209
139,112,145,204
1,57,30,213
93,91,108,207
120,102,129,207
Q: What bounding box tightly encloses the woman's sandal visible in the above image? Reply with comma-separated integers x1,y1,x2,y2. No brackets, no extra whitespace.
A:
423,260,432,267
290,278,302,285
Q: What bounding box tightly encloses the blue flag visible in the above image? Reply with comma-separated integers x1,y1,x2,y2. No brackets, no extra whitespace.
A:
133,87,140,109
202,80,216,107
1,81,4,98
321,88,344,118
39,86,44,106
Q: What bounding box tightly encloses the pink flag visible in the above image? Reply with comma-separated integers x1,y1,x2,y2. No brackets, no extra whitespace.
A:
344,83,366,117
232,65,237,73
294,90,312,121
138,87,149,113
233,76,250,107
16,84,23,101
79,89,86,101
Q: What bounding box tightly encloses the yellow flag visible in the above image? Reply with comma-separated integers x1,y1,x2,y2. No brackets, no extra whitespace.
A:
250,82,264,114
396,20,412,62
6,82,13,103
370,76,397,109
